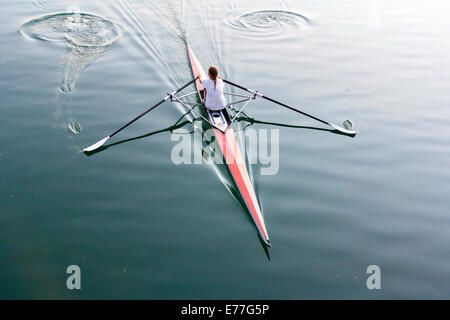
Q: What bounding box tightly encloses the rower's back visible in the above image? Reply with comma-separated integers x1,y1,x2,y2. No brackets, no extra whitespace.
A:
201,77,227,111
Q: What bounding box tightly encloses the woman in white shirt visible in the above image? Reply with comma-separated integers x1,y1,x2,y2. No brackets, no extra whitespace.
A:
196,65,227,111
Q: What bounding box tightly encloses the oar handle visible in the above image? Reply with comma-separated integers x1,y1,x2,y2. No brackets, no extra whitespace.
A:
110,78,197,138
223,78,329,126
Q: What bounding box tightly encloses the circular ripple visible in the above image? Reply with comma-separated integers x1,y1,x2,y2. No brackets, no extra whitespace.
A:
225,10,309,36
20,12,121,93
20,12,121,47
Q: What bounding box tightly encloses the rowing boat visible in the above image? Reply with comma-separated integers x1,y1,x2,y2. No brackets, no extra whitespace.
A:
82,45,356,248
187,45,271,247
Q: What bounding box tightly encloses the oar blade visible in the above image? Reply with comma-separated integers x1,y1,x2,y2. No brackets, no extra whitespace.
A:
83,136,110,152
330,124,357,136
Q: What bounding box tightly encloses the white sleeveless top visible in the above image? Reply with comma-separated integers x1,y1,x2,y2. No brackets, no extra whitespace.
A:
201,78,227,110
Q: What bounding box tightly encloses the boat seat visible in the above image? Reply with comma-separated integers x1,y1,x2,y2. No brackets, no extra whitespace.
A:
207,109,230,130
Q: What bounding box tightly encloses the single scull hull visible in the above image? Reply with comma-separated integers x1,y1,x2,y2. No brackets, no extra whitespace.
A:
187,45,271,247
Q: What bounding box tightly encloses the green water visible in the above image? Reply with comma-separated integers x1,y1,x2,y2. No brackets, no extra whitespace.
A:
1,0,449,299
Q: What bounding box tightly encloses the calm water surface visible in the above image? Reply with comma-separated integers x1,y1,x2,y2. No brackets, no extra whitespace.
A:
1,0,449,299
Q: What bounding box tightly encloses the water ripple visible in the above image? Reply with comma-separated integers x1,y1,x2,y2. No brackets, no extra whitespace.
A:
32,0,49,10
20,12,122,93
68,120,82,135
20,12,122,139
225,10,309,37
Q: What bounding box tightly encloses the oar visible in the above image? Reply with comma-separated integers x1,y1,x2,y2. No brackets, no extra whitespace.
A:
83,78,197,152
222,79,357,136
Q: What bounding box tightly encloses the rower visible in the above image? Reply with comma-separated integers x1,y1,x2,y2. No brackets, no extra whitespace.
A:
196,65,227,112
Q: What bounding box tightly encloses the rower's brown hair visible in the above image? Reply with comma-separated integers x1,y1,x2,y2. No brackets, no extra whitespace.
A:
208,65,219,89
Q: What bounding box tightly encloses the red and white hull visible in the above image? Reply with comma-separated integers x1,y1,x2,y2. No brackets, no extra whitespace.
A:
187,45,271,247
